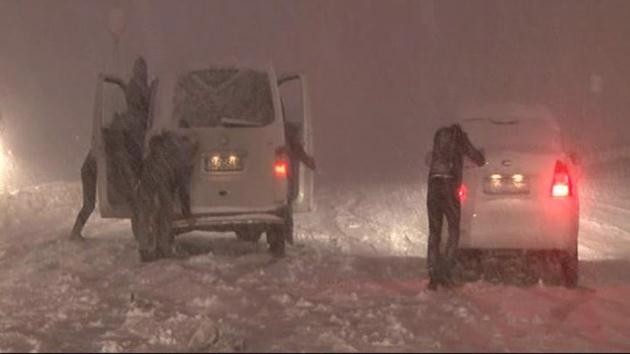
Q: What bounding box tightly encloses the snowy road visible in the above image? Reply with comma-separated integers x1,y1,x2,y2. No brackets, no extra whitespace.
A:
1,162,630,352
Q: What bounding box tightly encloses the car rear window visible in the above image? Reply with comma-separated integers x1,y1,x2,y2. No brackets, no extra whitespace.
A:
462,118,562,153
173,68,274,128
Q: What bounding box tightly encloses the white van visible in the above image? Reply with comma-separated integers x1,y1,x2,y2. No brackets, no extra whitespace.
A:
91,64,315,256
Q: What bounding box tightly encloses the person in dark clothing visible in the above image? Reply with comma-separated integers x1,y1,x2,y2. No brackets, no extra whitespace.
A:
69,57,150,241
426,123,485,290
285,122,315,199
71,150,98,239
103,58,150,133
133,131,198,262
282,122,315,246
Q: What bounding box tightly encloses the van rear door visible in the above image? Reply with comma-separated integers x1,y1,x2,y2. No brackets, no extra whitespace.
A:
92,74,158,218
278,73,315,212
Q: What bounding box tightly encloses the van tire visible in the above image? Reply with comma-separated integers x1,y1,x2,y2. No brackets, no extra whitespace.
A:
285,212,294,245
235,228,263,243
266,225,286,258
560,250,578,288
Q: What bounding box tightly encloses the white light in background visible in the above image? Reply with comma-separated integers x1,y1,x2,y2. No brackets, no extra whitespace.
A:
0,149,5,171
0,143,7,192
0,138,15,193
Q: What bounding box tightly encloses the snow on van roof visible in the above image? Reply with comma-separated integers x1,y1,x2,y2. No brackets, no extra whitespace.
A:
170,59,275,77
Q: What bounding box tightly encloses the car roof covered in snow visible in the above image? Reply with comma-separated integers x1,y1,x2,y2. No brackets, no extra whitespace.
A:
454,103,563,153
456,102,559,130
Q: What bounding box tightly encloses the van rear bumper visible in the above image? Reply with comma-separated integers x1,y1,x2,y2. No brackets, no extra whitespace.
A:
172,209,287,234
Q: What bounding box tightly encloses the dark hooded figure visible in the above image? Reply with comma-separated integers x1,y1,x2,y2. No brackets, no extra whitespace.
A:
283,122,315,245
286,123,316,186
133,131,198,262
69,57,150,241
426,123,485,290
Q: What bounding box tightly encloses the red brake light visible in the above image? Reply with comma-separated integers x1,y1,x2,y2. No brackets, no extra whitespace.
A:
458,184,467,202
551,160,572,198
274,161,288,178
274,148,289,179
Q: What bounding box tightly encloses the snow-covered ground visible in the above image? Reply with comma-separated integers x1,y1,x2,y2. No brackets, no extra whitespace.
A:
1,160,630,352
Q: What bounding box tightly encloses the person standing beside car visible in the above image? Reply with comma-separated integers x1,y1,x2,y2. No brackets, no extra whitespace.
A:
133,130,199,262
285,122,316,197
282,122,315,247
426,123,485,290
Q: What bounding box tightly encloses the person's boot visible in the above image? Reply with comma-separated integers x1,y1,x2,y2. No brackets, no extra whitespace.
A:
427,268,443,290
441,261,461,288
139,249,158,263
171,243,190,259
269,242,286,258
441,276,457,288
69,227,85,241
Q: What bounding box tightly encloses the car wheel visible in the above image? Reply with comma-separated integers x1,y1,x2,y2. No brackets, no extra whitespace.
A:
560,250,578,288
235,227,263,243
266,224,286,258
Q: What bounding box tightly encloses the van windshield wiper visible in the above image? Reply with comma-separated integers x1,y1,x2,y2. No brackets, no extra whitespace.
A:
220,116,264,127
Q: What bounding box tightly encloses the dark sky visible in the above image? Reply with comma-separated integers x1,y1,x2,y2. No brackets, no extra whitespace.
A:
1,0,630,183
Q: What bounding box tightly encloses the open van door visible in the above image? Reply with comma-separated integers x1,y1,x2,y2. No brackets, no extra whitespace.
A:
278,73,315,212
92,74,158,218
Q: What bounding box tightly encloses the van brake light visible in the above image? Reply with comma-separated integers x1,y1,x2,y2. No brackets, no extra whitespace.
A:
551,160,572,198
274,148,289,179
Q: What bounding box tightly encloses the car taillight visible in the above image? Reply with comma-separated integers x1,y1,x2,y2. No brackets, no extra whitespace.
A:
458,184,467,202
551,160,572,198
274,148,289,179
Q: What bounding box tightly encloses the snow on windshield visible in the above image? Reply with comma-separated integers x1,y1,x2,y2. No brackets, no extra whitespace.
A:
172,68,274,128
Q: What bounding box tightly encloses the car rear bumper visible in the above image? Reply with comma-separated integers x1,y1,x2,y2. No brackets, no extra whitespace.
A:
460,198,579,251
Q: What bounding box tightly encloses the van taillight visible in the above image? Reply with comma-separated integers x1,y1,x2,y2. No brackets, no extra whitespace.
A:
551,160,572,198
274,148,289,179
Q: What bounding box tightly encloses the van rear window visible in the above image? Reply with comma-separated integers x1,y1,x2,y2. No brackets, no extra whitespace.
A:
173,68,274,128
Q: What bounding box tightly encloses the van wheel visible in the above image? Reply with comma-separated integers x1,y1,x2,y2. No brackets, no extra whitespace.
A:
235,227,263,243
266,225,286,258
560,250,578,288
285,212,294,245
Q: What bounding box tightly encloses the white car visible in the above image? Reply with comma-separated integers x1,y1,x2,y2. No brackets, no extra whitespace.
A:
456,103,580,287
91,63,315,256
